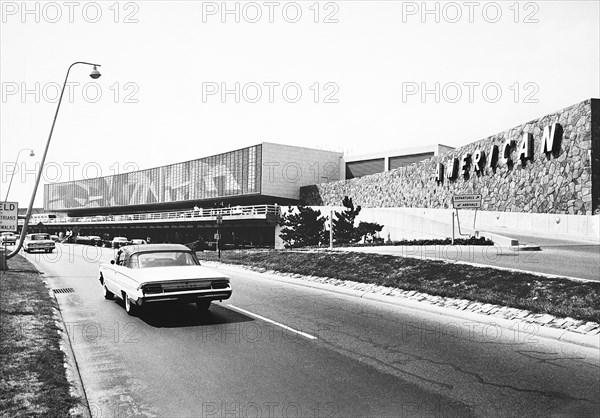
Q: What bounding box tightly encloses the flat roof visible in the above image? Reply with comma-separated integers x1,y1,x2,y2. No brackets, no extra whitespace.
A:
345,144,454,163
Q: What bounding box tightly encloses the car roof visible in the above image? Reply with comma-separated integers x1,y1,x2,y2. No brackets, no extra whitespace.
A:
119,243,191,256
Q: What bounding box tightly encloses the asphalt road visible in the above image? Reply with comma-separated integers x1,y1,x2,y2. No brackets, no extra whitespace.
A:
22,244,600,417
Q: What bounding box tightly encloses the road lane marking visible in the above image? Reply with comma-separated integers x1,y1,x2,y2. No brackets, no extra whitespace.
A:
227,304,317,340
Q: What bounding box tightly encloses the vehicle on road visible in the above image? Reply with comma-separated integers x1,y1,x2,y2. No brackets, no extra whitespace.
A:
23,233,55,253
98,244,232,315
111,236,129,249
129,239,147,245
0,232,17,245
50,235,60,242
77,235,102,246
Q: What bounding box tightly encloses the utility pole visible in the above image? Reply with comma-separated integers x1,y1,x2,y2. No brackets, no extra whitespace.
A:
216,214,222,259
329,209,334,250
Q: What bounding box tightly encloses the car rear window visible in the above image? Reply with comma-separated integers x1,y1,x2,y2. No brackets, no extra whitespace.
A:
133,251,198,268
31,234,50,240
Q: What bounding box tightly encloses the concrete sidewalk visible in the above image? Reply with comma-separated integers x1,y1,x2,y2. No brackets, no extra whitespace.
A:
337,233,600,281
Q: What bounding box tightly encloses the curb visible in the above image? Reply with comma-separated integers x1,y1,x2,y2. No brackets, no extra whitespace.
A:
202,261,600,350
510,244,542,251
46,283,91,418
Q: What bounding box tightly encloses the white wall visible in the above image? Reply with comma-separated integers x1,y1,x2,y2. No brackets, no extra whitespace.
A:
274,205,600,248
261,143,344,201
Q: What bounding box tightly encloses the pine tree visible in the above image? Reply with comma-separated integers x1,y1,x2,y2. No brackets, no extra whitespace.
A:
356,221,384,242
332,196,361,244
278,206,327,248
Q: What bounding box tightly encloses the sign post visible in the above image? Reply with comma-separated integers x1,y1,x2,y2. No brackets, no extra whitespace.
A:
452,194,482,238
216,214,223,259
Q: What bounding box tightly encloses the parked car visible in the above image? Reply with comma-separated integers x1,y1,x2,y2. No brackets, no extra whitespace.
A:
111,237,129,249
98,244,232,315
77,235,103,246
0,232,17,245
87,236,103,246
23,233,55,253
50,235,60,242
129,239,147,245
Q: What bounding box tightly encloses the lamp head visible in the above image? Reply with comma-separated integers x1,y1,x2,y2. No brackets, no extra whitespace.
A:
89,65,101,79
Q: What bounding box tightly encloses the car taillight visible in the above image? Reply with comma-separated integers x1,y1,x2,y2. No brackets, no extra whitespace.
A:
212,281,229,289
143,285,163,294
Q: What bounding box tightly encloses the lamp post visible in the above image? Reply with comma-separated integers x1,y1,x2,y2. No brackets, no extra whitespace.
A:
4,148,35,201
6,62,101,260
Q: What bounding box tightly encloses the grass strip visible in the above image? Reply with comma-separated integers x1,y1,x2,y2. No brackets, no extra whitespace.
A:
198,249,600,323
0,254,78,416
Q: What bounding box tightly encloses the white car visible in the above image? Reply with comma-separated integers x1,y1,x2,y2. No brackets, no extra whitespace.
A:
23,233,55,253
98,244,232,315
0,232,17,245
111,236,129,249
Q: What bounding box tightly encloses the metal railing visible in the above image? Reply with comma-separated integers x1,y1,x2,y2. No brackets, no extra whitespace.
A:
20,204,280,225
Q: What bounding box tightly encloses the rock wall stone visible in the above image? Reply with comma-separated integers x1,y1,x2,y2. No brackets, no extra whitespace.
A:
301,99,598,215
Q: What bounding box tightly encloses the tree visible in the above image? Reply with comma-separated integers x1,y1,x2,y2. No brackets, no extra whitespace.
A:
356,221,384,243
332,196,362,244
278,206,327,248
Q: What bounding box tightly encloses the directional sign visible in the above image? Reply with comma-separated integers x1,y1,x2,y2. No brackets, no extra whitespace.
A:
453,194,482,202
454,201,482,209
452,194,482,209
0,202,18,232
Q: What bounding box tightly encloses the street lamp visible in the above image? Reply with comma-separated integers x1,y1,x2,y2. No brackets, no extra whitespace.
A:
4,148,35,201
6,62,102,260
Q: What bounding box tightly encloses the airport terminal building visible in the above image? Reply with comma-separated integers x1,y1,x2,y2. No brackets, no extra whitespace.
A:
40,98,600,245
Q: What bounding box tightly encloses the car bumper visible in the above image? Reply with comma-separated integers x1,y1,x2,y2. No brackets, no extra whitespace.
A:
133,288,232,306
25,245,55,251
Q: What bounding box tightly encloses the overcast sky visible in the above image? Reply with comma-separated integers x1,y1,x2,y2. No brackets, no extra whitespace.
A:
1,0,598,208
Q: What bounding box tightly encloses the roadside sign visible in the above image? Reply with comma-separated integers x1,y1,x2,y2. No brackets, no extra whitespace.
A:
454,201,481,209
453,194,482,202
214,233,220,240
216,215,223,224
0,202,18,232
452,194,482,209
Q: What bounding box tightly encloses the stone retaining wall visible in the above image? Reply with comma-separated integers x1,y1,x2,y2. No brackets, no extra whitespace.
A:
301,99,599,215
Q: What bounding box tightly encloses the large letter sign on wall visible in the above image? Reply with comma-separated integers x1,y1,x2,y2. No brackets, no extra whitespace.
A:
436,163,444,183
473,150,485,172
446,158,458,180
517,132,533,162
460,153,471,177
429,122,564,184
488,144,498,169
501,139,514,165
541,123,560,154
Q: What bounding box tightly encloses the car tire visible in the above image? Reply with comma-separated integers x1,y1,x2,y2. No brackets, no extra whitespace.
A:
196,300,211,312
124,293,136,316
103,284,114,300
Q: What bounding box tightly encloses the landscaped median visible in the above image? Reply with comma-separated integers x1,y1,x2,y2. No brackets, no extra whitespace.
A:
197,249,600,324
0,254,80,416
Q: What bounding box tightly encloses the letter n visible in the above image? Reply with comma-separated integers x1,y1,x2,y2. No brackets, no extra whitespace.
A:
541,123,561,155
